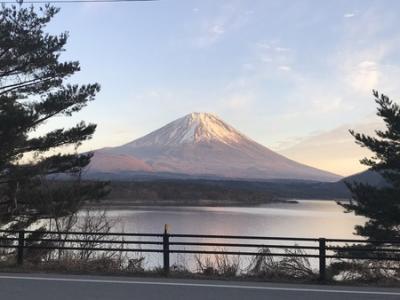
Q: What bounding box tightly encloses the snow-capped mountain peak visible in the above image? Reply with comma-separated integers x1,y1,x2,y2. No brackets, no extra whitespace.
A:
90,112,341,182
125,112,248,147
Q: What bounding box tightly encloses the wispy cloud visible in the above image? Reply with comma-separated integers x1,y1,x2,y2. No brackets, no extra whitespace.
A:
255,41,294,70
275,47,291,52
344,12,356,18
312,97,354,113
225,93,254,110
275,8,400,123
336,13,400,96
347,60,380,93
278,65,291,71
242,63,255,71
276,118,384,176
192,3,251,48
194,22,226,47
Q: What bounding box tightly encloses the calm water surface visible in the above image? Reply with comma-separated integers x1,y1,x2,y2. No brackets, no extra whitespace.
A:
85,200,365,270
104,200,364,239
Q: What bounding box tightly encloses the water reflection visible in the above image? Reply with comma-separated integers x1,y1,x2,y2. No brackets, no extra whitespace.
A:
81,200,366,271
104,200,364,239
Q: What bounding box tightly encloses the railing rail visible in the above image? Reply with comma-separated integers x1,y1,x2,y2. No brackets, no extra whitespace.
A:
0,225,399,281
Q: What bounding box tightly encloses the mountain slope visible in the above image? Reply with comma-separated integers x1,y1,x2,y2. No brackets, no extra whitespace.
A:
89,113,341,182
342,170,386,186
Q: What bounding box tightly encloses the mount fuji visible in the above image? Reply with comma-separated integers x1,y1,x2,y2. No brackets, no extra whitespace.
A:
88,113,341,182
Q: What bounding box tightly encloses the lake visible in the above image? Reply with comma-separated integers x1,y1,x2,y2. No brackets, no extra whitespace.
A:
81,200,365,270
103,200,364,239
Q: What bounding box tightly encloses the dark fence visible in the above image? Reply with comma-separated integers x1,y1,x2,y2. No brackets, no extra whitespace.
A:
1,226,400,281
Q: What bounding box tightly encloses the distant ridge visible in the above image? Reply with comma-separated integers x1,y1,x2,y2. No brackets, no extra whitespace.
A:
89,112,341,182
342,170,386,186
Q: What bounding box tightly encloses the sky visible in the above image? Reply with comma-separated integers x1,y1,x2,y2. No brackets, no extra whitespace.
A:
28,0,400,176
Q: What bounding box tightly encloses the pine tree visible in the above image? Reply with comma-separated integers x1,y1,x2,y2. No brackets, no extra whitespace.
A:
0,5,108,230
342,90,400,242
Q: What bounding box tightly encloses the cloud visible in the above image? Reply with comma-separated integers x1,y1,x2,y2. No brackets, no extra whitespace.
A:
192,3,251,48
224,77,251,91
193,20,227,47
210,24,225,35
275,47,291,52
242,63,255,70
255,41,271,49
194,23,226,47
312,97,354,113
278,65,291,71
336,6,400,96
347,60,380,93
261,56,273,63
276,118,384,176
225,94,254,110
336,35,400,96
255,41,294,70
256,42,292,54
246,9,400,130
344,13,356,18
193,4,400,152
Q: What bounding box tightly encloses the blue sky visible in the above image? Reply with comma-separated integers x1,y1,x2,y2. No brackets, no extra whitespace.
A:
33,0,400,173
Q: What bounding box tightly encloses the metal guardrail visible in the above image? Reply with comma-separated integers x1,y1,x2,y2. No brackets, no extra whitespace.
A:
0,226,399,281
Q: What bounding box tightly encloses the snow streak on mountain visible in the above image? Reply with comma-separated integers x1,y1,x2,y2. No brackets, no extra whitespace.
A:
89,113,341,182
125,112,246,146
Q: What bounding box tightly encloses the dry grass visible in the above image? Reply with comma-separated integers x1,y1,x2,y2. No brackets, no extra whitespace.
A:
246,248,317,280
194,251,241,277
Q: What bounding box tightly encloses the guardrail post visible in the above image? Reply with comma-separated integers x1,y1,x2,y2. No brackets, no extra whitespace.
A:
319,238,326,281
17,230,25,266
163,224,170,274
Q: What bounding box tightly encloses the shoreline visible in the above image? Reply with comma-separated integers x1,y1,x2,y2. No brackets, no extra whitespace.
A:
84,198,300,209
83,198,351,210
